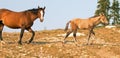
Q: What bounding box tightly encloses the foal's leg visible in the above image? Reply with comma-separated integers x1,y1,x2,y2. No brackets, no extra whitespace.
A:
63,30,72,43
18,27,25,45
91,30,95,39
0,23,4,41
26,28,35,44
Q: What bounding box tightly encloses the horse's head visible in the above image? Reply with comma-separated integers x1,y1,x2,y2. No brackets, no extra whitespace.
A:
99,13,109,25
37,6,46,22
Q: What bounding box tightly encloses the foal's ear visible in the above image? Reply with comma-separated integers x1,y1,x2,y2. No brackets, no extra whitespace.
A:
101,12,104,15
100,12,104,16
99,13,104,16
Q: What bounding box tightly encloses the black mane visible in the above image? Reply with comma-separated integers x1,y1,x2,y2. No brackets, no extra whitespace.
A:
25,8,39,15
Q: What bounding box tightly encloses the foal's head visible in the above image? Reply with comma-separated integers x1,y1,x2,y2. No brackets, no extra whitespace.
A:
37,6,46,22
99,13,108,25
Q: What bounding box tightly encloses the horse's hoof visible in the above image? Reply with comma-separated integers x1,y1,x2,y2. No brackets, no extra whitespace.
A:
0,41,6,45
28,41,32,44
18,41,22,45
86,43,92,45
28,42,31,44
28,40,33,44
24,41,28,43
18,43,22,45
0,39,3,41
86,43,89,45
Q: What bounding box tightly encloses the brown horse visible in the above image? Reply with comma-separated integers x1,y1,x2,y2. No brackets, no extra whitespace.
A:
64,13,108,45
0,6,46,45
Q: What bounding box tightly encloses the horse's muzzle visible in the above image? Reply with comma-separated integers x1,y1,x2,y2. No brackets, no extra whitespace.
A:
40,19,44,22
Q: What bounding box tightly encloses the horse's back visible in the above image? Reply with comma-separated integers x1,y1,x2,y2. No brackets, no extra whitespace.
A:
0,9,26,28
0,9,15,19
0,9,12,13
71,18,89,25
0,9,8,19
70,18,91,29
0,8,25,19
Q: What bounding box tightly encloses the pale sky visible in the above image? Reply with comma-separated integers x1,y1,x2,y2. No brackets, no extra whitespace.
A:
0,0,98,32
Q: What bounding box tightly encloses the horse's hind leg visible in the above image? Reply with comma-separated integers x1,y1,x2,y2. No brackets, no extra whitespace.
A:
26,28,35,44
0,22,4,41
73,30,79,46
73,30,77,43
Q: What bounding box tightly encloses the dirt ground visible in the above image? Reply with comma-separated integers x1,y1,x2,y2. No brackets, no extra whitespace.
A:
0,27,120,58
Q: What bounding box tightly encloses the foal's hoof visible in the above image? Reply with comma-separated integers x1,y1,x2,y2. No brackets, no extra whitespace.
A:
61,41,66,47
85,43,89,45
18,41,22,45
86,43,92,45
62,41,66,44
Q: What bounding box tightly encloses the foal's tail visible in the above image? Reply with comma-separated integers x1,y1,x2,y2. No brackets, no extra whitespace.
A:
65,21,71,31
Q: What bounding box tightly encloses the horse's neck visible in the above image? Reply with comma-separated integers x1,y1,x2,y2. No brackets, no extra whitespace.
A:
25,11,38,21
90,16,101,25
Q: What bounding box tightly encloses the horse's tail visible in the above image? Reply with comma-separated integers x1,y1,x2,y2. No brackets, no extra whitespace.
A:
65,21,71,31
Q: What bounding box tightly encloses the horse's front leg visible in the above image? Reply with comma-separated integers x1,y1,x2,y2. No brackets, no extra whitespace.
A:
0,23,4,41
26,28,35,44
18,27,25,45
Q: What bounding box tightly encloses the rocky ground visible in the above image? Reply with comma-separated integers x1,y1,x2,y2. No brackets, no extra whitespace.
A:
0,27,120,58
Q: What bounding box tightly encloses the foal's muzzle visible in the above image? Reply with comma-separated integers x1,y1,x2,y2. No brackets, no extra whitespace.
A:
104,22,109,25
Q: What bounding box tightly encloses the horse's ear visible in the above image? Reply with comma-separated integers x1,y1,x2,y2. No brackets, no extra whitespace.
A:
38,6,40,8
44,6,46,10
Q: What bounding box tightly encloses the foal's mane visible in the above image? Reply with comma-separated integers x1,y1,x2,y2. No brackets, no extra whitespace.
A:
89,15,99,18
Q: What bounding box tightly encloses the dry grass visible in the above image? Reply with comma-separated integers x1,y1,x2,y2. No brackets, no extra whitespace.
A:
0,28,120,58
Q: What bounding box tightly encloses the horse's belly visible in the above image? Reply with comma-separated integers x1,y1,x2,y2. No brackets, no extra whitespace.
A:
3,20,20,29
1,16,21,28
79,26,89,30
5,24,20,29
